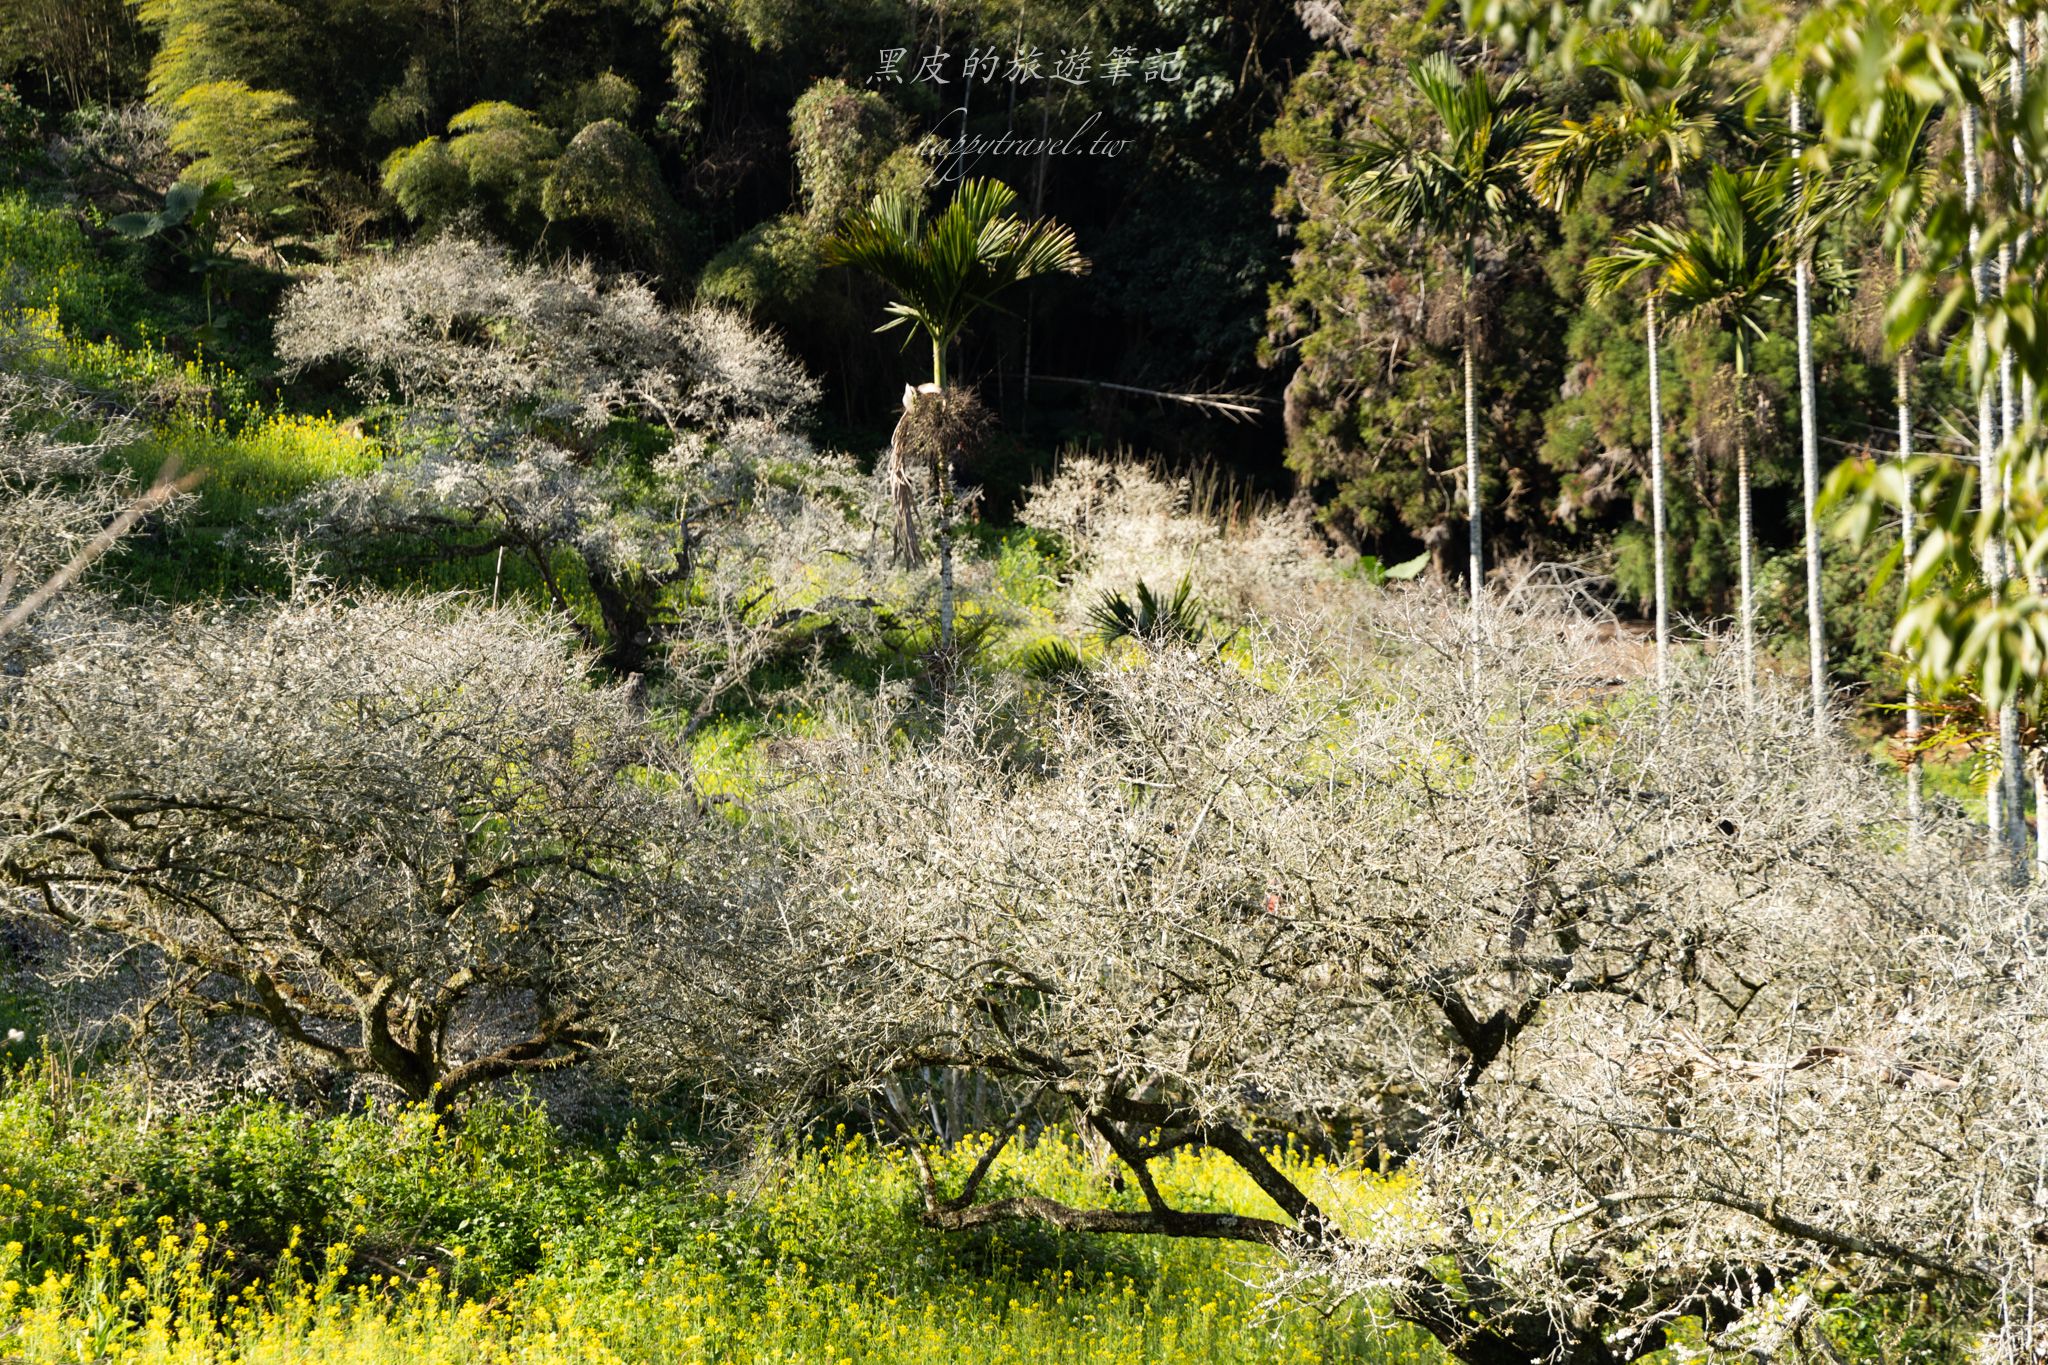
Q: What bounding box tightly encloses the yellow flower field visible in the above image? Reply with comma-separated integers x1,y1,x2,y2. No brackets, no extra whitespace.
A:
0,1083,1438,1365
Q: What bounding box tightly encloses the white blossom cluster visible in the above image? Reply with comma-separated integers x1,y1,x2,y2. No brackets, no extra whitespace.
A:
593,580,2045,1363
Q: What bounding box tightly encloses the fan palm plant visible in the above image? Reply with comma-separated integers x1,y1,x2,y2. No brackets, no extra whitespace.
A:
1327,53,1542,634
1087,575,1208,649
1587,165,1795,709
823,179,1087,650
1525,30,1732,689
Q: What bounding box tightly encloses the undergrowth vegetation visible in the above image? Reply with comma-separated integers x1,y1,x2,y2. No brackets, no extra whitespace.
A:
0,1075,1424,1365
0,191,391,598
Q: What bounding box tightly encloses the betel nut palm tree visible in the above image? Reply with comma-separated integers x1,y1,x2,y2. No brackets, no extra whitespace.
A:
824,177,1087,651
1326,52,1542,655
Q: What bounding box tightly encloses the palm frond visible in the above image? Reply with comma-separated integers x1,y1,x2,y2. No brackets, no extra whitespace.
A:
1020,636,1084,679
1522,110,1635,212
1584,225,1680,302
822,178,1089,354
1087,576,1207,648
1326,55,1540,241
1587,164,1792,363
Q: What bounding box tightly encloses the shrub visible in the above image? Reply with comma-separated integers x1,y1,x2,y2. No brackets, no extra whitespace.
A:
445,101,557,225
601,586,2033,1365
141,409,379,520
557,70,641,132
0,192,135,334
695,214,822,318
1020,455,1328,628
789,77,911,228
0,592,706,1107
0,83,41,182
541,119,683,272
0,1075,1420,1363
165,80,313,223
380,137,469,232
1085,574,1208,647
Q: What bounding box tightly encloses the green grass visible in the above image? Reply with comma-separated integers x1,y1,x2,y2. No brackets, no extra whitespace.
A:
0,190,138,334
0,1072,1434,1364
0,208,610,623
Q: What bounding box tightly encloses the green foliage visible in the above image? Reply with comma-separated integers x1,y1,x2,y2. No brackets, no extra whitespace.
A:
694,213,822,317
1264,27,1566,563
108,175,241,330
0,219,380,601
133,0,674,185
387,99,588,240
165,80,312,222
112,393,381,600
1328,53,1543,259
789,77,912,229
1087,575,1208,647
0,1074,697,1297
557,69,640,133
135,0,269,108
1830,444,2048,714
0,1074,1423,1363
1087,171,1277,382
991,528,1066,610
541,118,683,272
34,313,255,417
1015,637,1087,682
139,408,380,521
698,70,933,337
0,0,147,108
1342,552,1430,586
719,0,904,56
0,191,134,333
1585,165,1794,375
1520,29,1733,215
108,175,234,244
445,100,557,225
1758,534,1904,704
380,136,468,231
365,53,433,142
0,82,39,179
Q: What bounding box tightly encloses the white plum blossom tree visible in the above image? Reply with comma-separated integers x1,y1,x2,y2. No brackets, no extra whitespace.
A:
275,236,825,676
596,584,2045,1365
0,591,725,1109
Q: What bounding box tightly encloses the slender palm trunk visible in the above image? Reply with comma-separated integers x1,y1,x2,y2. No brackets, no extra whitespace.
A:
1647,296,1669,689
2000,205,2026,867
933,336,956,654
1463,338,1482,605
1963,102,2019,871
1460,263,1483,678
2001,704,2025,873
1899,348,1921,854
1790,94,1827,737
1735,368,1756,714
2009,16,2035,873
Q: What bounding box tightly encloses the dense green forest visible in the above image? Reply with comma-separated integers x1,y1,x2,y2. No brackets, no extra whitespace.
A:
2,1,2047,1363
